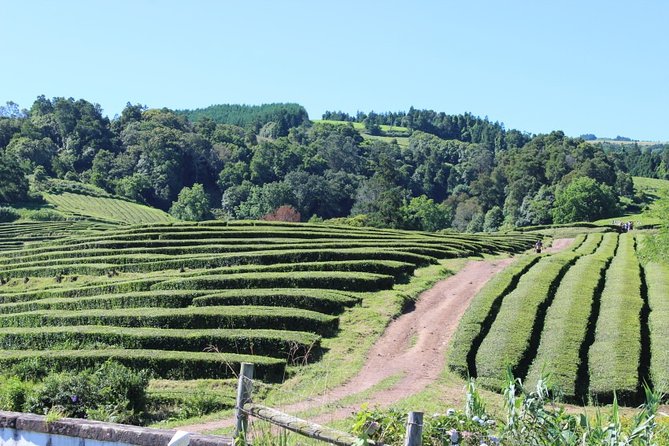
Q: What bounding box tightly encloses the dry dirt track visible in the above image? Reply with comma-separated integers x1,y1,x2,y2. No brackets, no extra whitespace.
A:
180,239,573,432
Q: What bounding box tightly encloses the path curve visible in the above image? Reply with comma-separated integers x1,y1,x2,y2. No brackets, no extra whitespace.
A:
180,239,573,432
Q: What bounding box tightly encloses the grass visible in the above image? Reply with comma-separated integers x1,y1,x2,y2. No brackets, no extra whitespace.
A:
594,176,669,227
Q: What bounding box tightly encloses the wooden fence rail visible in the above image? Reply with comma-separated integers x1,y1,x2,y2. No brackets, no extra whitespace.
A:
233,363,423,446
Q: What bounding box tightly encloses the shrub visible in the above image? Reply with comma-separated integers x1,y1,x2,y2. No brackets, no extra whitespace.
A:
643,260,669,398
448,255,539,378
26,209,66,221
262,205,301,222
525,233,618,399
24,361,149,424
0,207,20,223
0,375,34,411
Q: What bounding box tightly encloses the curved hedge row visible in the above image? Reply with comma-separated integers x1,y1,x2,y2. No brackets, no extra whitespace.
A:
151,271,396,293
0,305,338,336
0,326,320,360
0,349,285,381
0,291,209,315
192,289,359,315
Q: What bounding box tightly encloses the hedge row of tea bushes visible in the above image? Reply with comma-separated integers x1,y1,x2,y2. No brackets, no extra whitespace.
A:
447,254,541,378
0,326,320,360
474,249,581,389
525,233,618,399
644,260,669,395
0,221,111,253
452,230,665,404
588,234,643,402
0,221,537,382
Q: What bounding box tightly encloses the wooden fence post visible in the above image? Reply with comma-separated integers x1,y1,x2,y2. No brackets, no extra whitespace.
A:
404,411,423,446
234,362,255,440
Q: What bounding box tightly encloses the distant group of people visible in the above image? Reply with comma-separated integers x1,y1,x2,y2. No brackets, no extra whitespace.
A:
613,220,634,232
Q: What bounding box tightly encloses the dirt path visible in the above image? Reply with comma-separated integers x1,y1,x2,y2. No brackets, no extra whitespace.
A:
180,239,573,432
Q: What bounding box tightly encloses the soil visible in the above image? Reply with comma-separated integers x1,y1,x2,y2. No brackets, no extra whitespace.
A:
179,239,574,432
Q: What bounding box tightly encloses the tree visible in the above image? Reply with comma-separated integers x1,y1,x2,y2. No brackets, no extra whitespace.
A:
235,181,295,219
552,177,618,223
483,206,503,232
401,195,451,231
169,183,211,221
0,152,30,203
262,205,301,222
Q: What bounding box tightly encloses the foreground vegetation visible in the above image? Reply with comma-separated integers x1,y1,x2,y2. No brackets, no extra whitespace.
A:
348,374,667,446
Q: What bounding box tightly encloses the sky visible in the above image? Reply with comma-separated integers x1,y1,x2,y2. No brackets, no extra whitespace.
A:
2,0,668,140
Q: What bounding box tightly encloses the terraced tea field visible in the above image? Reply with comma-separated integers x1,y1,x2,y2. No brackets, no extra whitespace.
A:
42,191,173,224
449,231,668,404
0,221,113,253
0,221,535,386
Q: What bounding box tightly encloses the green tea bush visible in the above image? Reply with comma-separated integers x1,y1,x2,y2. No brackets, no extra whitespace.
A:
0,349,285,381
588,233,642,403
448,255,539,377
0,306,338,336
152,271,395,293
0,375,34,411
644,261,669,397
0,326,321,361
475,251,579,389
525,233,618,399
26,209,66,221
192,288,358,314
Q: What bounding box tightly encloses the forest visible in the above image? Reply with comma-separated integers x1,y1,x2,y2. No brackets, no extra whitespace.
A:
1,97,668,232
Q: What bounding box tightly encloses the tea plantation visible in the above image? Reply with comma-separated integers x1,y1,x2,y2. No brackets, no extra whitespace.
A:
0,220,535,386
449,231,668,404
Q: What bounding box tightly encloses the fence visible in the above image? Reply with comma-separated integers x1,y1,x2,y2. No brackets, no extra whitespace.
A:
233,363,424,446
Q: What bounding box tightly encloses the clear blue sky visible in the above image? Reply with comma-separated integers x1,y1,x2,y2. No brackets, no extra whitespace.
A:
2,1,668,140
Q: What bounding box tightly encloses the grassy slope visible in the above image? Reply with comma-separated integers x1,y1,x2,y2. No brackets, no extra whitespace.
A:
594,176,669,226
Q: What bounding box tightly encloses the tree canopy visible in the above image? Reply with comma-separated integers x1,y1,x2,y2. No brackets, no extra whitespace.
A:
0,97,660,231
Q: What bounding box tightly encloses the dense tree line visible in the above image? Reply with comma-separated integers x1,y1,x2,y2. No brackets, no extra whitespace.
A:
601,143,669,180
176,103,309,138
0,97,645,231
